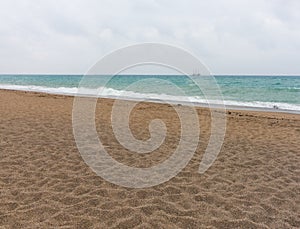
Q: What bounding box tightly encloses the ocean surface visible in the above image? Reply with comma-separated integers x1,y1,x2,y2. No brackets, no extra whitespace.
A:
0,74,299,112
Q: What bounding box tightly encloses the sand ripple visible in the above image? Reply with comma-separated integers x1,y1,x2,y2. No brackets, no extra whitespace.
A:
0,90,299,228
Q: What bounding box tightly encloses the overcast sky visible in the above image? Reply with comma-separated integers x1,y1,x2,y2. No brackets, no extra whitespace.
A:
0,0,299,74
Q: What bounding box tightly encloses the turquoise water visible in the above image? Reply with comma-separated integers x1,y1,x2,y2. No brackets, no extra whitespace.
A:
0,75,299,111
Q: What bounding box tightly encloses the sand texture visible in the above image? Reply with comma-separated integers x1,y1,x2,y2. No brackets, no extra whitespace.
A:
0,90,299,228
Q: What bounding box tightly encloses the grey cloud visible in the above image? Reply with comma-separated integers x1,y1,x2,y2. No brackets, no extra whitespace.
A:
0,0,299,74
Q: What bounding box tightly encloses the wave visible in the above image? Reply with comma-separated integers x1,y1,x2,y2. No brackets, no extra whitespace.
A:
0,84,299,112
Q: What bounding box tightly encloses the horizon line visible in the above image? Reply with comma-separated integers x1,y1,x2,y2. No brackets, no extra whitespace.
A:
0,73,300,76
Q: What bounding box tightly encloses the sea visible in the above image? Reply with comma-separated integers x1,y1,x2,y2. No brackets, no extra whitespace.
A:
0,74,299,113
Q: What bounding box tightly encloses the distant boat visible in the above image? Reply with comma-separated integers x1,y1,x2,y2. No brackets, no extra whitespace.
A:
192,69,201,76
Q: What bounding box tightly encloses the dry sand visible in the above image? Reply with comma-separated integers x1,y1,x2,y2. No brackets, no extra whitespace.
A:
0,89,299,228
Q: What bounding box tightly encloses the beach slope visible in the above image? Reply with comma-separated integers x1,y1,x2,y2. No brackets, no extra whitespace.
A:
0,90,299,228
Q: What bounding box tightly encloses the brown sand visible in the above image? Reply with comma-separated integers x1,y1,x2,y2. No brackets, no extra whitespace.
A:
0,89,299,228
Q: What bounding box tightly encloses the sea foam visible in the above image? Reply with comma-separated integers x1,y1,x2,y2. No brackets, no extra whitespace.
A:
1,84,299,112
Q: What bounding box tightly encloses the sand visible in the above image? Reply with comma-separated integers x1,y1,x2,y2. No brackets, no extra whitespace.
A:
0,89,299,228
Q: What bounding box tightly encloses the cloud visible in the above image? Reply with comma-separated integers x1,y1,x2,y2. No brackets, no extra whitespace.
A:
0,0,299,74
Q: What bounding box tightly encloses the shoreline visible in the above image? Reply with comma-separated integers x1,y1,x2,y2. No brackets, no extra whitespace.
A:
1,88,299,115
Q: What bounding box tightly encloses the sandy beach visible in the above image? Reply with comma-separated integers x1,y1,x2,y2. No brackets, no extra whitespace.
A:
0,89,299,228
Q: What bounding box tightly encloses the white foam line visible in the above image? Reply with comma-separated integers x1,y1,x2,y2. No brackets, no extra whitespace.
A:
1,84,299,113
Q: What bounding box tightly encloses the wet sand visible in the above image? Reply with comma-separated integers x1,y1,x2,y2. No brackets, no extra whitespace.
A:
0,89,299,228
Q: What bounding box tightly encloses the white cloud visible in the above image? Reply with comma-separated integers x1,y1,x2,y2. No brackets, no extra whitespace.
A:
0,0,299,74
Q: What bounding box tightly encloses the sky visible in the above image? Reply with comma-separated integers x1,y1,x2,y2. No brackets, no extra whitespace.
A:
0,0,300,75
